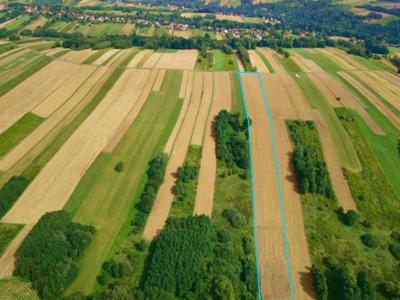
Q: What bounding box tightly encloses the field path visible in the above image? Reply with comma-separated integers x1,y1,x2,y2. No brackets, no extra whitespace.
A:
0,60,80,134
193,72,231,216
0,69,151,277
261,73,315,299
143,72,204,240
240,72,292,300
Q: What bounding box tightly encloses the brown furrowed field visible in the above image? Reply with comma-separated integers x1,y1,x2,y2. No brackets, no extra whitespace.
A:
143,72,204,240
194,72,231,216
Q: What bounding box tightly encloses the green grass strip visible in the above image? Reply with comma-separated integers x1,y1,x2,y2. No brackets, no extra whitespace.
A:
0,54,52,97
0,113,44,157
256,49,274,73
0,223,23,256
82,49,108,64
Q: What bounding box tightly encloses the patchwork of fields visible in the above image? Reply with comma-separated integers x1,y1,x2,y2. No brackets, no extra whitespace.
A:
0,39,399,299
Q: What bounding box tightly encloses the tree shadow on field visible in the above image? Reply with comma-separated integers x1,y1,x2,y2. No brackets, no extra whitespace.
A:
299,268,317,298
284,150,300,194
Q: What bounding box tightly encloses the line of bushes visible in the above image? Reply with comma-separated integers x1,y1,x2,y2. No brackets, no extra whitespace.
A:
215,110,249,172
286,120,335,199
0,176,29,219
14,210,95,299
132,153,168,231
237,45,254,71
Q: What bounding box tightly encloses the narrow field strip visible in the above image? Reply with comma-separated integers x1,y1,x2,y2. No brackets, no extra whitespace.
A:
249,50,269,73
59,49,95,64
191,72,213,145
152,69,166,92
164,71,194,154
193,72,231,216
142,52,163,68
91,49,119,65
128,49,153,68
31,65,98,117
261,73,315,300
154,50,198,70
239,72,292,300
64,70,183,294
0,60,80,134
143,72,204,240
103,69,158,152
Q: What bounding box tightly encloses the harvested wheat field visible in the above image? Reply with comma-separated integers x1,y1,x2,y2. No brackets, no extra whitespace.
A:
142,52,163,68
173,30,191,39
317,48,358,71
216,14,243,22
127,49,153,68
154,50,198,70
293,53,384,135
194,72,231,216
164,71,194,154
152,69,166,92
25,16,47,31
91,49,120,65
326,48,368,71
0,69,151,276
249,50,269,73
43,47,66,56
338,71,400,128
261,73,315,300
143,72,204,240
191,72,213,145
31,64,97,118
0,59,80,134
240,72,291,300
60,49,95,64
0,66,109,171
236,54,245,71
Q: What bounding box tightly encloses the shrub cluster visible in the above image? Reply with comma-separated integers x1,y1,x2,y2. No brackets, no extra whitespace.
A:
0,176,29,218
287,120,334,199
173,164,198,201
360,234,379,248
237,46,254,71
311,265,328,300
14,211,94,299
136,153,168,214
389,243,400,260
338,208,359,226
222,208,247,228
215,110,249,170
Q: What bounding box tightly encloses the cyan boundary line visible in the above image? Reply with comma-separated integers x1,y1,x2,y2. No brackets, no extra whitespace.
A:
255,71,295,300
237,71,263,300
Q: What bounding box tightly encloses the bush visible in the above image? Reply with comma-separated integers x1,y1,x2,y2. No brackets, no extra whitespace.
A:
339,209,359,226
311,265,328,300
217,230,230,243
114,161,124,172
221,208,246,228
379,281,400,298
389,243,400,260
0,176,29,218
135,239,147,251
360,234,379,248
357,272,375,300
19,29,32,36
14,211,94,299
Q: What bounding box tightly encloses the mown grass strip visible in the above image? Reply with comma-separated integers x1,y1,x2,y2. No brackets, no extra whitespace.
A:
0,113,44,157
82,49,108,64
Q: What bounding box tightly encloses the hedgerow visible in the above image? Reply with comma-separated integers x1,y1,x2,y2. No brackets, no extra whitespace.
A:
0,176,29,218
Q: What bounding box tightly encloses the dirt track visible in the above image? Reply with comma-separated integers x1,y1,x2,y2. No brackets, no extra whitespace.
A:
0,66,109,171
249,50,269,73
191,72,213,145
193,72,231,216
0,60,80,134
143,72,204,240
241,73,291,300
262,73,315,300
0,69,150,276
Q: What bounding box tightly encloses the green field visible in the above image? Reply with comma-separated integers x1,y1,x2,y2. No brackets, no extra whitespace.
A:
87,23,125,36
211,49,238,71
0,277,39,300
4,15,31,31
64,70,183,294
276,54,361,172
0,113,43,158
0,223,23,256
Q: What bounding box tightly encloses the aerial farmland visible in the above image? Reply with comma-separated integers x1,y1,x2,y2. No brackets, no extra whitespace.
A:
0,0,399,299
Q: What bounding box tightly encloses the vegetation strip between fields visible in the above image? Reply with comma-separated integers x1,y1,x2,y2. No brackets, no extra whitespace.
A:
239,71,296,300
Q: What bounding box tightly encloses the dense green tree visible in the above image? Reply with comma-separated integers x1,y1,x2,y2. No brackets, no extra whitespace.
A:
311,265,328,300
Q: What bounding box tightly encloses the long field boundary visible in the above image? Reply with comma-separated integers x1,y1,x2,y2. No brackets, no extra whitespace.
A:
238,71,295,300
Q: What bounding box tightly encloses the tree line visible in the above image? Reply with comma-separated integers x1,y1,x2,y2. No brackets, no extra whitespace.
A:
14,210,95,299
0,176,29,218
286,120,335,199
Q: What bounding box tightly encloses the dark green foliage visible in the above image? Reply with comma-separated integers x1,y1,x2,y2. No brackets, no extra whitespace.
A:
357,272,375,300
286,120,334,199
222,208,246,228
360,234,379,248
0,176,29,218
136,154,168,214
397,139,400,156
135,240,147,252
141,216,214,298
379,281,400,299
389,244,400,260
215,110,249,171
311,265,328,300
114,161,124,173
237,46,254,71
20,29,32,36
14,211,94,299
101,259,130,279
338,208,360,226
174,164,198,201
335,268,361,300
217,230,230,243
212,275,235,300
0,223,23,256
